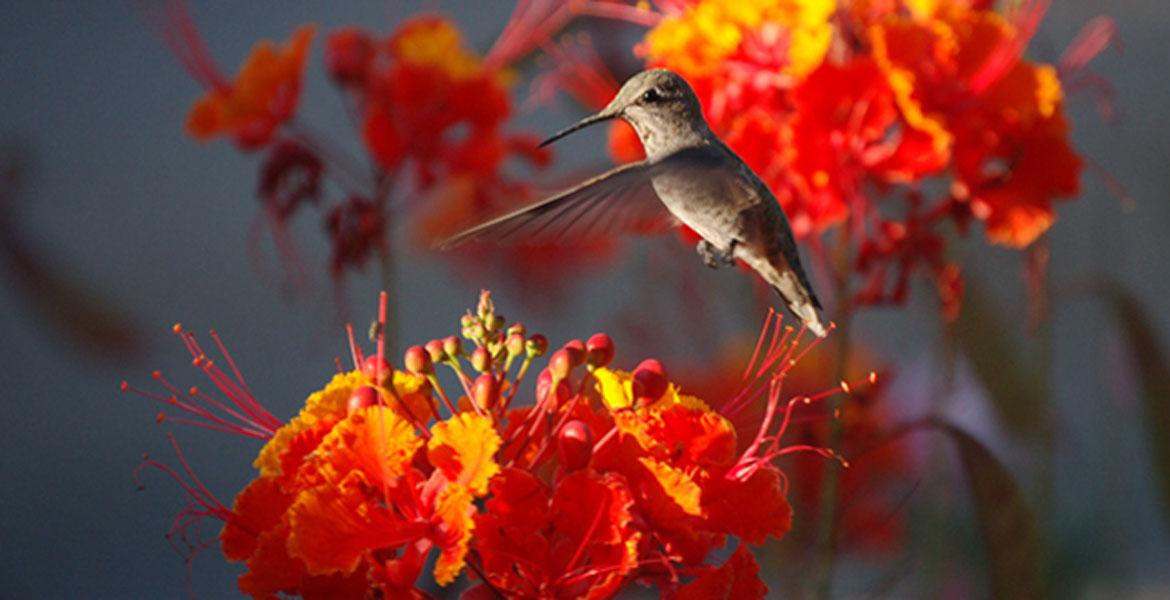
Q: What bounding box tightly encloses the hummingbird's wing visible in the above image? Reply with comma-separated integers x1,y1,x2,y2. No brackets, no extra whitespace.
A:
437,157,682,249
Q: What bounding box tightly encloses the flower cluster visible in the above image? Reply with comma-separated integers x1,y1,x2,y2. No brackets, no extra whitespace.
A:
127,292,865,598
587,0,1107,319
154,3,551,290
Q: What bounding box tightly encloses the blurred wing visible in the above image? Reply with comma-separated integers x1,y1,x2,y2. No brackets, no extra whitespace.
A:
437,159,676,249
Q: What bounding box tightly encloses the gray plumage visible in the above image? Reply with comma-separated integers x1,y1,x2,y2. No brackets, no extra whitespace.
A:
439,69,825,337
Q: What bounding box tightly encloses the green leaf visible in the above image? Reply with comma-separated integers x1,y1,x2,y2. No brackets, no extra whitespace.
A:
940,422,1046,599
952,284,1045,434
1103,287,1170,524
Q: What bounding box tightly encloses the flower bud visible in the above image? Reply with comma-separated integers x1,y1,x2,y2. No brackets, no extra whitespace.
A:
536,369,571,407
585,333,615,368
526,334,548,358
562,339,586,368
486,314,505,333
362,356,392,386
325,28,373,87
460,314,476,329
472,373,500,410
633,359,668,401
347,385,379,415
505,333,525,357
464,323,486,341
425,339,446,363
404,345,433,375
442,335,462,358
477,291,495,320
470,347,493,373
507,322,526,338
558,420,594,472
549,349,573,380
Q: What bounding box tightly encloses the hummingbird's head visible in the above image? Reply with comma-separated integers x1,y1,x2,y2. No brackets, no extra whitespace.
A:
539,69,707,153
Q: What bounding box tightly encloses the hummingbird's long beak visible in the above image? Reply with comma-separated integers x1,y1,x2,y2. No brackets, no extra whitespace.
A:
538,109,618,148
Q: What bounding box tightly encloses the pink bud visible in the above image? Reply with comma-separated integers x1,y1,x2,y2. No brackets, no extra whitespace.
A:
471,347,493,373
424,339,446,363
442,335,462,357
526,334,548,358
404,345,433,375
362,356,392,386
347,386,379,414
536,369,571,408
633,359,668,400
472,373,500,410
585,333,615,368
563,339,586,367
549,349,573,380
558,420,594,472
506,333,525,357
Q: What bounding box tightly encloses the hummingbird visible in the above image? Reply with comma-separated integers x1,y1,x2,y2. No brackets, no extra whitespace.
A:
440,68,826,336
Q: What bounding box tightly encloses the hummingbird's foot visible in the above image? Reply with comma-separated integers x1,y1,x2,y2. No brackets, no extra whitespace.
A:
697,240,737,269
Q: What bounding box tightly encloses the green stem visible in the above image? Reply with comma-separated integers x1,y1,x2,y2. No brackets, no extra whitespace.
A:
1031,242,1056,589
923,318,961,596
811,226,855,599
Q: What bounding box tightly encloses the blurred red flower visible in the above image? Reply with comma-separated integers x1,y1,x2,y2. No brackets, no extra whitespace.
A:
186,26,315,150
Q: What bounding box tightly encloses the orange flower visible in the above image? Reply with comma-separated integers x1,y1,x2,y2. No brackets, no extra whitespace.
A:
588,362,798,566
187,25,315,149
133,293,860,597
869,3,1082,246
280,408,502,588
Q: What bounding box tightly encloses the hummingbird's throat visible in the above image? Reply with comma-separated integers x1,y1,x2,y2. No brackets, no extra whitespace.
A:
625,111,710,158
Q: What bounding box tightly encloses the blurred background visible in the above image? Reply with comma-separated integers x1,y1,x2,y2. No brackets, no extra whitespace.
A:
0,1,1166,597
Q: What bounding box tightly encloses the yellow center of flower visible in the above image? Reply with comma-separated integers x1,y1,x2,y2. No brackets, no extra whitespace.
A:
642,0,836,78
391,18,483,81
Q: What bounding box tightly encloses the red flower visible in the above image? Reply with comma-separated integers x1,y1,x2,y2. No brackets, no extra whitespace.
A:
324,197,386,280
869,3,1083,247
130,293,872,597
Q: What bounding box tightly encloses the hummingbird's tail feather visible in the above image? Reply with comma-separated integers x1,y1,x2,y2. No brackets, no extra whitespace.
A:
741,252,827,338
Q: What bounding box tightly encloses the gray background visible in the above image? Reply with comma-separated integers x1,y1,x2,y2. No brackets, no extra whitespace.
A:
1,1,1167,597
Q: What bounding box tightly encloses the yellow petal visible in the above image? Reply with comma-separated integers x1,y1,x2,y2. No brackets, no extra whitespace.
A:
427,412,501,496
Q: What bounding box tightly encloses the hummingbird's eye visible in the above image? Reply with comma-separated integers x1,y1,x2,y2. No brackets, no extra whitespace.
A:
641,88,661,103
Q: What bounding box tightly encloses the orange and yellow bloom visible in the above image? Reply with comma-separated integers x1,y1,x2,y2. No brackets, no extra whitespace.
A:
130,292,863,597
572,0,1104,319
186,26,315,149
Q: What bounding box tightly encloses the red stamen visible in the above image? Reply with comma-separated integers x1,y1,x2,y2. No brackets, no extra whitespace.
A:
346,323,365,369
376,291,387,391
